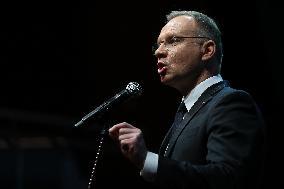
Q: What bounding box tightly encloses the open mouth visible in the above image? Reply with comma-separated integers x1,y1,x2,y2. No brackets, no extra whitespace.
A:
157,62,167,76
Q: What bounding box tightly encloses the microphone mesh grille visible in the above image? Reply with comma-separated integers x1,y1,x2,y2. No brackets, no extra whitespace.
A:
126,82,143,96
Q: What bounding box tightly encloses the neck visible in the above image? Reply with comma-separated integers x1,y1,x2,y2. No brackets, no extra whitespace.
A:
180,71,215,96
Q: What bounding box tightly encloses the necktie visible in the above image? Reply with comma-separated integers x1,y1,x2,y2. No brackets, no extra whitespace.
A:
170,101,187,138
163,101,187,156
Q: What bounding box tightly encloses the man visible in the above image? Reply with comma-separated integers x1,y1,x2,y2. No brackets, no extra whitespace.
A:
108,10,266,189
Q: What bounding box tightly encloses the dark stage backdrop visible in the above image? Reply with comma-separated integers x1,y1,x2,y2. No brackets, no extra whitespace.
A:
0,1,281,189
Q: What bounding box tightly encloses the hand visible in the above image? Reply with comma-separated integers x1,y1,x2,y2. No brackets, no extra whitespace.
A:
109,122,147,169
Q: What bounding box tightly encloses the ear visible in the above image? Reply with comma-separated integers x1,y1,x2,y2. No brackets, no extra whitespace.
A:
201,40,216,61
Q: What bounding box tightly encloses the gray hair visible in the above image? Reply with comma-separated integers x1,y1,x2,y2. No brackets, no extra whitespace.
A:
166,11,223,66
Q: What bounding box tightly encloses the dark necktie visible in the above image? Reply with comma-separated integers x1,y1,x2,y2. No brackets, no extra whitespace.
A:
170,101,187,138
163,101,187,156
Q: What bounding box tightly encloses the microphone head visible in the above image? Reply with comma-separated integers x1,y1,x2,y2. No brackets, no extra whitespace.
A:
126,82,143,96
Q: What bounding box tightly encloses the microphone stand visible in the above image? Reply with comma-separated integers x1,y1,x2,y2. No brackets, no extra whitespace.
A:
85,114,112,189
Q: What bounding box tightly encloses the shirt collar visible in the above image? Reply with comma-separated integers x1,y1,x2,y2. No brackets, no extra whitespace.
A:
183,74,223,111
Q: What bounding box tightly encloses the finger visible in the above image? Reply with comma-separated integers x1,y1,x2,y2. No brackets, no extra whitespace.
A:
118,133,136,141
109,122,136,138
118,127,138,135
109,122,131,132
109,123,126,139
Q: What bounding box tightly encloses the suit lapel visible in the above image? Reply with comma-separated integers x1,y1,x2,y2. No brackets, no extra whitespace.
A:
163,81,229,157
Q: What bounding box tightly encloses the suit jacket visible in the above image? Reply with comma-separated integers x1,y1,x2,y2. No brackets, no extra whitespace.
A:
154,81,266,189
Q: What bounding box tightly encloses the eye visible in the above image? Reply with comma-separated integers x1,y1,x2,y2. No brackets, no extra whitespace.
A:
168,36,181,45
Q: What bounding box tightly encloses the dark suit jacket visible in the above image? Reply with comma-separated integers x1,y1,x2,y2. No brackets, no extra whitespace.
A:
155,81,266,189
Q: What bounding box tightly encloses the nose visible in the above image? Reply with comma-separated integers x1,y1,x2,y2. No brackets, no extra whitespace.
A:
154,44,167,58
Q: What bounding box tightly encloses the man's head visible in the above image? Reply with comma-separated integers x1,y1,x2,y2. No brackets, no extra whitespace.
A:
154,10,223,95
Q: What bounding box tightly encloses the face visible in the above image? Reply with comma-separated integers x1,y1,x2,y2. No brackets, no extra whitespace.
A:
154,16,206,94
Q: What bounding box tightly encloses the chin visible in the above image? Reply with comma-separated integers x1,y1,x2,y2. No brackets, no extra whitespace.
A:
160,75,168,83
160,75,174,87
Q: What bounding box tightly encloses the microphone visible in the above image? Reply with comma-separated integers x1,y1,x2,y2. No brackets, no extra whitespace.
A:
74,82,143,127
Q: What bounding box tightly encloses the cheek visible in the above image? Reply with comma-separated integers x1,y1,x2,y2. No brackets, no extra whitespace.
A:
170,45,195,61
170,49,193,67
172,51,201,73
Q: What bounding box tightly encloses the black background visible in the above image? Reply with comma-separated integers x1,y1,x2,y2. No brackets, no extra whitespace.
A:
0,0,281,189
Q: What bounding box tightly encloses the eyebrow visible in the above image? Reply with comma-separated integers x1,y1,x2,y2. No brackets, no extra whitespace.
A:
157,34,210,43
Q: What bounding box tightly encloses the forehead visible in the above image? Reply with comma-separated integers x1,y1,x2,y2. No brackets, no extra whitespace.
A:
160,16,197,37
